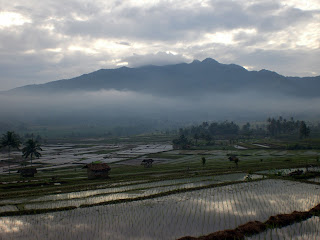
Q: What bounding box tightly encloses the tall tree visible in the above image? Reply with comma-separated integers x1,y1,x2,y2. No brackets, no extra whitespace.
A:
22,139,42,166
172,134,191,149
299,121,310,139
242,122,252,137
0,131,21,174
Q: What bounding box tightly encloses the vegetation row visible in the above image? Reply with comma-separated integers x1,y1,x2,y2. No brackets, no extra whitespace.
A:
177,203,320,240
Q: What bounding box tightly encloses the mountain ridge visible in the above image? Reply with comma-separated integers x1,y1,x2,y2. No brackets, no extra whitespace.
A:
4,58,320,98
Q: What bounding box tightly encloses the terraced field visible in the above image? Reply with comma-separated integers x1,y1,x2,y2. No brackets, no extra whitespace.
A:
1,140,320,239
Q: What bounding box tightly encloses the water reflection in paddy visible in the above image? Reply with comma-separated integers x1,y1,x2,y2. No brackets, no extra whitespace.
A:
0,173,262,208
1,179,320,240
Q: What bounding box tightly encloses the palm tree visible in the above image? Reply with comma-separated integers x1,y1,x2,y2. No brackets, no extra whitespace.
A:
22,139,42,166
299,121,310,139
0,131,21,174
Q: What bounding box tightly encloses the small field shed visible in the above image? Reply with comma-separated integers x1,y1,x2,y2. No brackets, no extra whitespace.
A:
83,163,111,179
18,167,37,177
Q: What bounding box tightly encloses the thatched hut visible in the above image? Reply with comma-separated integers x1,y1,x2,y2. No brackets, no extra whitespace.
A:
18,167,37,177
141,159,154,168
228,155,239,167
83,163,111,179
228,156,239,162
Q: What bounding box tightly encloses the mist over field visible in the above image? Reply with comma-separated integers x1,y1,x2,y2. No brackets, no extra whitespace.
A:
0,58,319,136
1,87,320,130
1,59,319,128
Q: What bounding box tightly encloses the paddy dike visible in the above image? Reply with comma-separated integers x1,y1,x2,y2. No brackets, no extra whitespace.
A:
177,203,320,240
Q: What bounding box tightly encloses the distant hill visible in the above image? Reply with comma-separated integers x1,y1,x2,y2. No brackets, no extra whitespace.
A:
5,58,320,97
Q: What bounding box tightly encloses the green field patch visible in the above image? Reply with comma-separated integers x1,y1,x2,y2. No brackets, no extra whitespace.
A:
147,153,184,159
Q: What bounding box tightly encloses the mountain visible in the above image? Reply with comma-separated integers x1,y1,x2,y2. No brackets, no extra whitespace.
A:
6,58,320,98
1,58,320,134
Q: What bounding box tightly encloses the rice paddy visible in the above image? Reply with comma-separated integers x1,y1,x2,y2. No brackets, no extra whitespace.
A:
1,180,320,240
1,139,320,239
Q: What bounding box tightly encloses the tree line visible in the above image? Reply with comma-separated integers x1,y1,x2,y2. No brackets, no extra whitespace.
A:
267,117,310,138
173,117,312,148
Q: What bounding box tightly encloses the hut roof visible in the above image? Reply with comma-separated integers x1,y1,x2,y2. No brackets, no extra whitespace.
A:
83,163,111,171
142,159,154,162
18,168,37,174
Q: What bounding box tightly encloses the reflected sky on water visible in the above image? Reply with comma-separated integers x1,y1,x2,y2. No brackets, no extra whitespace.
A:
1,179,320,240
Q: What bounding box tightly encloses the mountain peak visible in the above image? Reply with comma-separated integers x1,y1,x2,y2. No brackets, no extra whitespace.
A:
258,69,282,77
191,59,201,64
202,58,219,64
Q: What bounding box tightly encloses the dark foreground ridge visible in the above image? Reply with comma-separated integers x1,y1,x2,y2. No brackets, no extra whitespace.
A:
177,203,320,240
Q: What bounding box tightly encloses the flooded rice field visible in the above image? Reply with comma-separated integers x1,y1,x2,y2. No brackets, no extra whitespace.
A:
0,205,17,213
1,179,320,240
0,173,263,209
1,142,320,239
234,145,247,149
0,143,173,173
251,144,270,148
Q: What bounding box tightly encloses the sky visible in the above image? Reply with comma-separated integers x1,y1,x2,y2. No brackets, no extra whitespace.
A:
0,0,319,91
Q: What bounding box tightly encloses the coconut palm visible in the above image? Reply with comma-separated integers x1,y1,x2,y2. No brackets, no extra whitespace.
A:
22,139,42,166
0,131,21,174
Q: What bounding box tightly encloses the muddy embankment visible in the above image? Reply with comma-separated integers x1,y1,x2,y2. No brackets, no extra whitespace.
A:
177,203,320,240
